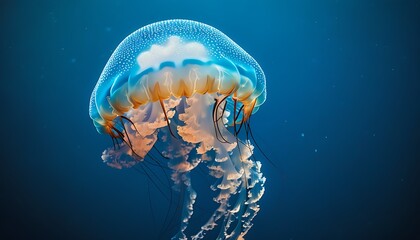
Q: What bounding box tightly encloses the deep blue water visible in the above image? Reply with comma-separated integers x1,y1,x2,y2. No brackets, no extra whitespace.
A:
1,0,420,239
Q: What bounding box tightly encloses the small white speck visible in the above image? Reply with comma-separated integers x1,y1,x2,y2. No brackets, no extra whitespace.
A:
301,133,305,137
314,149,318,153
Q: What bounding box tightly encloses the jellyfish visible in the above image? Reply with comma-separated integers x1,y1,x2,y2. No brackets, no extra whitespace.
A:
89,19,267,240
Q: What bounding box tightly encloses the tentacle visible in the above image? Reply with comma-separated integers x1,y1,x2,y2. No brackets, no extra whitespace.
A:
212,98,230,143
171,172,196,240
159,98,178,139
245,116,277,168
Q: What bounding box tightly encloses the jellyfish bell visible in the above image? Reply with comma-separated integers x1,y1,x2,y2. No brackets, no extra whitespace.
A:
89,19,267,239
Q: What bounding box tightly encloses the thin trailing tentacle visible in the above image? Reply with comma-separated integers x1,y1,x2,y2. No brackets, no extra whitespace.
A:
171,172,196,240
212,98,230,144
159,98,178,139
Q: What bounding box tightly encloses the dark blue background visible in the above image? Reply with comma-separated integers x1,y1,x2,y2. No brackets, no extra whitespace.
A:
1,0,419,239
